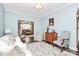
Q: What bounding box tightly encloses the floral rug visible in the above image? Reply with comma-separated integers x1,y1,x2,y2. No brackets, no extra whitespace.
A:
26,42,77,56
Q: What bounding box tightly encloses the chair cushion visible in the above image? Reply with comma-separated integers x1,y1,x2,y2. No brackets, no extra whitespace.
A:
53,39,63,46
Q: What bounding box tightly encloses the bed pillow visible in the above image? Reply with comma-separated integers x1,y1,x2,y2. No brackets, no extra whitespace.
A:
15,36,26,47
15,36,29,54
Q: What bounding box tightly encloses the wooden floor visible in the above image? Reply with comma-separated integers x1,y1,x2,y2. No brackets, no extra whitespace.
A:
43,41,79,56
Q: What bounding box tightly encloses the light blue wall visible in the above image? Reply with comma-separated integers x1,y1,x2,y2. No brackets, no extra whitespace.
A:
5,10,41,36
40,4,79,51
0,4,5,37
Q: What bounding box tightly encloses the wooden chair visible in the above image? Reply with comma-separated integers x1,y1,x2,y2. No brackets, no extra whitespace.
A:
53,31,70,52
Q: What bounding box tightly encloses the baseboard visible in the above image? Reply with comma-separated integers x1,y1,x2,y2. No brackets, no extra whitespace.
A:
69,47,77,51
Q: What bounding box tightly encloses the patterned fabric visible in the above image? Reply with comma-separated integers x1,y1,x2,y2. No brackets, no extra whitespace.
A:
26,42,77,56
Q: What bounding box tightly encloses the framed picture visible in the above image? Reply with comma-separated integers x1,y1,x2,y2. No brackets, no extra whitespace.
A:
49,18,54,26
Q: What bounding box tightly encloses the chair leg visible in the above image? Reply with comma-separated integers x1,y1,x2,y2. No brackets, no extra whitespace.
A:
66,45,69,51
61,45,64,52
61,47,63,52
67,45,69,49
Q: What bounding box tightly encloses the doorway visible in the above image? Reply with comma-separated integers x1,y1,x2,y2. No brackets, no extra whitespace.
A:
18,20,34,43
76,8,79,51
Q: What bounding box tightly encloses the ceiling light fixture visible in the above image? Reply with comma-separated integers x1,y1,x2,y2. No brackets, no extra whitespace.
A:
36,3,43,9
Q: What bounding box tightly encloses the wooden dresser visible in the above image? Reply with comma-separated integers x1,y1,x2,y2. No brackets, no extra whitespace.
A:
45,32,58,44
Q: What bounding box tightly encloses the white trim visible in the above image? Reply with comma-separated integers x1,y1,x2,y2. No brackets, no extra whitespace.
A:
4,4,72,18
69,46,77,51
5,9,41,18
40,3,73,18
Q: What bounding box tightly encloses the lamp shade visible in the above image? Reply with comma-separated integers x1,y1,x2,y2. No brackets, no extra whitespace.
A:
5,28,11,34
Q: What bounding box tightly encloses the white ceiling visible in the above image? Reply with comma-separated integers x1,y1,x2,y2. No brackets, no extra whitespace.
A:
3,3,72,17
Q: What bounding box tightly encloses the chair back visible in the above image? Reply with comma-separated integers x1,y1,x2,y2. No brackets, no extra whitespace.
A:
61,31,70,39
